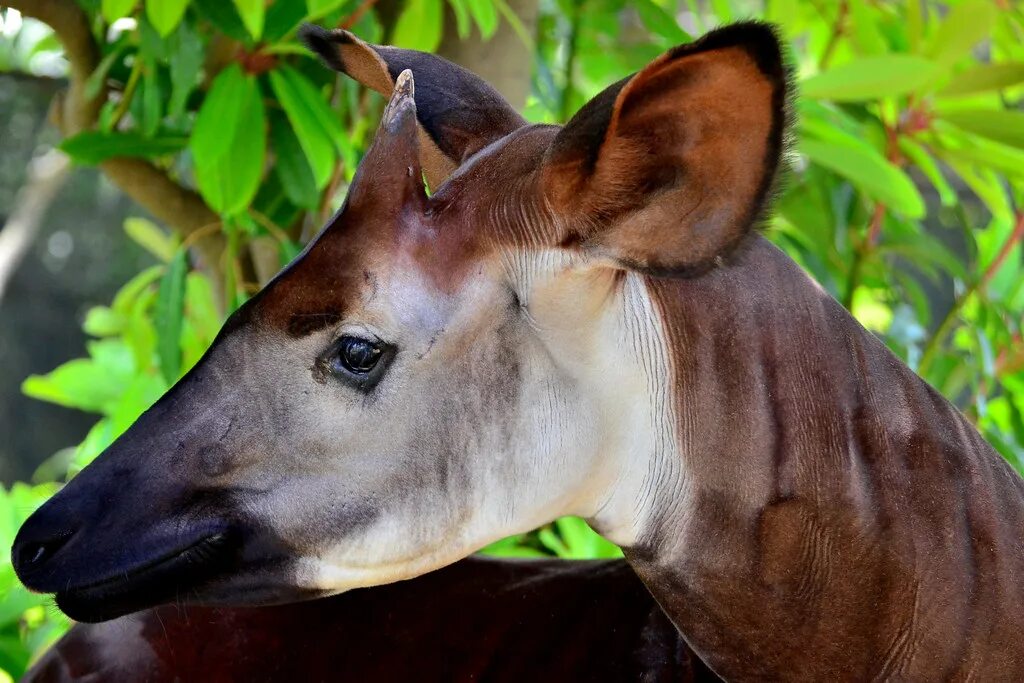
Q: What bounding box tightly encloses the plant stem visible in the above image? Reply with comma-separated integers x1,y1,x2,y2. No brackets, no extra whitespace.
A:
819,0,849,70
108,56,142,130
342,0,379,29
560,0,582,123
919,211,1024,375
843,202,886,310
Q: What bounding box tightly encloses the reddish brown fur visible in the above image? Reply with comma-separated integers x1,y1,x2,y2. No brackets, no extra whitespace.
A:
629,239,1024,679
25,558,721,683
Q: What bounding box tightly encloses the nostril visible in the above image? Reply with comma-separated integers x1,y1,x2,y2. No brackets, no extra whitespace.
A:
14,531,73,572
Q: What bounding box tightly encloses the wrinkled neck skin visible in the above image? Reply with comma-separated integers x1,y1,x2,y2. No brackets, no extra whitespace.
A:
488,174,1024,678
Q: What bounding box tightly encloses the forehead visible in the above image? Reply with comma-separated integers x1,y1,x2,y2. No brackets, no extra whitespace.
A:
245,197,490,340
241,123,560,340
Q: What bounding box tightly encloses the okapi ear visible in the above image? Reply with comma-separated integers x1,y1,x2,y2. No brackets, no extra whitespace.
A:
543,22,790,276
345,69,427,212
299,24,527,189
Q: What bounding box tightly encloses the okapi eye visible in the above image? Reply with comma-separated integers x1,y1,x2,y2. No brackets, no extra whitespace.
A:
335,336,382,375
318,334,395,392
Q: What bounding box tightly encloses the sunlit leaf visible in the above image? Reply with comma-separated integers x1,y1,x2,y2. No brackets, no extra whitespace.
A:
124,217,177,262
926,0,997,67
799,137,925,217
939,62,1024,97
146,0,190,37
447,0,471,37
938,109,1024,150
269,68,337,189
102,0,136,22
232,0,265,40
191,64,267,215
394,0,444,51
634,0,690,44
801,55,942,101
898,137,956,207
466,0,499,39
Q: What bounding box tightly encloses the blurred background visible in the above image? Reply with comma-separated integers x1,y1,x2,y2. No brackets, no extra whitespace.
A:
0,0,1022,677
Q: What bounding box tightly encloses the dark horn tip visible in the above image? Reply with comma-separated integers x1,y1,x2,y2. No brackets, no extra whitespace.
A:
382,69,417,134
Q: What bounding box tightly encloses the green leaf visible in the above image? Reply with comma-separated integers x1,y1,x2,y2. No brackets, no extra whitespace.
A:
945,158,1012,218
898,137,956,207
232,0,265,40
306,0,350,17
906,0,922,53
393,0,444,51
83,306,125,337
168,20,204,119
938,109,1024,150
268,67,339,189
447,0,471,38
931,125,1024,181
634,0,690,44
926,0,997,67
124,217,176,262
939,62,1024,98
847,0,887,56
141,61,164,136
146,0,190,37
22,360,128,413
466,0,498,39
190,64,246,165
112,265,163,315
59,131,187,164
184,272,221,345
264,0,310,42
84,42,128,100
800,137,925,217
192,0,250,41
270,111,321,209
191,64,267,215
155,249,188,383
102,0,136,22
801,55,942,101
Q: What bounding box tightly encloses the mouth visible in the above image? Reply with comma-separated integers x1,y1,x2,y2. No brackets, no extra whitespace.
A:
55,530,241,623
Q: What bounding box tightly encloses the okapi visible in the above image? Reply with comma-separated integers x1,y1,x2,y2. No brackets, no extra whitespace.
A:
24,557,720,683
12,20,1024,680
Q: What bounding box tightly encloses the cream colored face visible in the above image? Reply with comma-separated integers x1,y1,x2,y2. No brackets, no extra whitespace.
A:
215,242,673,596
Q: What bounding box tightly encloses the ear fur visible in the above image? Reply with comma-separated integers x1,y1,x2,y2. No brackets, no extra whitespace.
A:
299,24,527,189
543,22,791,276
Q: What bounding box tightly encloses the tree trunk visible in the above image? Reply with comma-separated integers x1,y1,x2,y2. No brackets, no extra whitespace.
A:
437,0,539,110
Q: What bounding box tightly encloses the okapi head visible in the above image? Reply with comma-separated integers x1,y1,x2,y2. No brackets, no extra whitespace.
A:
13,22,788,622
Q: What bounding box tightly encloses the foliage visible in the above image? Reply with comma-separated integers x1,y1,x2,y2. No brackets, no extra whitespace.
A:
2,0,1024,676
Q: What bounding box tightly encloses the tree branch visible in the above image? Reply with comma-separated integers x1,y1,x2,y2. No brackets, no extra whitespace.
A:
7,0,225,275
0,150,70,302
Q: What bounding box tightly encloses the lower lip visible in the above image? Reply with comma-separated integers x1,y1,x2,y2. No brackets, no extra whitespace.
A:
55,531,238,623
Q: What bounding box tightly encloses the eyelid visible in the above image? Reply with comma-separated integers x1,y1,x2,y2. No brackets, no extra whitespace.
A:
334,325,387,346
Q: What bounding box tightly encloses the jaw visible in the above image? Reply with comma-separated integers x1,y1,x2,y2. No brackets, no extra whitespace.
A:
47,525,307,623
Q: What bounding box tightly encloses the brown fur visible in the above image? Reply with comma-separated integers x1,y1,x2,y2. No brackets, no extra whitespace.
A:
25,558,720,683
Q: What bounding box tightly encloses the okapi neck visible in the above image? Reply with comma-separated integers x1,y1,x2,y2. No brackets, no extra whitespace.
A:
621,236,1024,680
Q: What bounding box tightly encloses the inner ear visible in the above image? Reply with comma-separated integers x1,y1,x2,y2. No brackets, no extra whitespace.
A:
543,22,791,276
